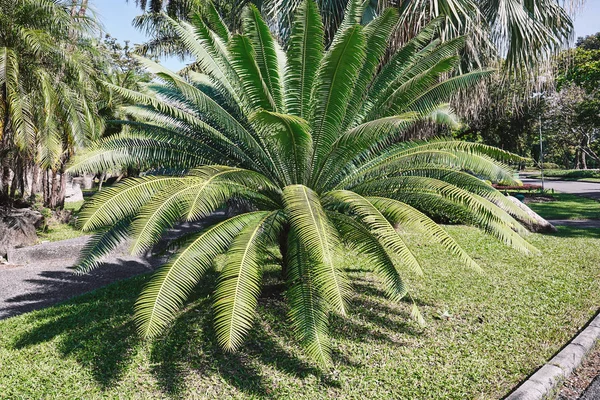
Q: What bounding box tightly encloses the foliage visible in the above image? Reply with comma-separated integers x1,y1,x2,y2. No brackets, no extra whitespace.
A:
1,224,600,398
541,84,600,169
262,0,574,73
556,46,600,93
72,0,538,365
576,32,600,50
0,0,104,207
542,169,600,179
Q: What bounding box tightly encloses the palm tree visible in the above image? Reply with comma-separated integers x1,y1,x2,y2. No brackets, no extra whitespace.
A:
0,0,103,206
71,0,538,365
265,0,575,72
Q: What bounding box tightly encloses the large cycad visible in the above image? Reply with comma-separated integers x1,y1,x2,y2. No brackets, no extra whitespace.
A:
72,0,538,365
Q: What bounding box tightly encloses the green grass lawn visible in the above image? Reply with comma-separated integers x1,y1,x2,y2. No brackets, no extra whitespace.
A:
526,193,600,220
1,225,599,399
36,200,87,242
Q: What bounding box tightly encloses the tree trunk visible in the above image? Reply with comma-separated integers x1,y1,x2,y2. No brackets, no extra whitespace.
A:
70,0,78,16
16,158,25,199
9,171,17,198
1,164,9,199
57,168,67,209
50,169,60,208
30,164,40,200
78,0,88,16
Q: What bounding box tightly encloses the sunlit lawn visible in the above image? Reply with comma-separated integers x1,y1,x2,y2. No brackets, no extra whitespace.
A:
527,193,600,220
1,220,599,399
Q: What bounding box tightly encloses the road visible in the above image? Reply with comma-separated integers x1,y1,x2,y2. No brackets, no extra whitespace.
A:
520,175,600,200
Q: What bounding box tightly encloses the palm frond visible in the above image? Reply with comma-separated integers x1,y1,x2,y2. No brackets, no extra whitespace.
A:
213,211,283,350
135,211,271,338
283,184,349,315
284,0,325,118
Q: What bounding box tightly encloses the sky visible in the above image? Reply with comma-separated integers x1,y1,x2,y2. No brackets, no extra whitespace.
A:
92,0,600,71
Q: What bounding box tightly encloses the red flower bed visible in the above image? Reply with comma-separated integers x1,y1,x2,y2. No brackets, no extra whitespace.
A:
492,184,542,190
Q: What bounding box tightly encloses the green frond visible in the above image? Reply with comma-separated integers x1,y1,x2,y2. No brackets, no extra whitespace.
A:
201,2,230,43
285,228,331,366
308,24,366,178
402,167,537,225
213,211,283,350
324,190,423,276
366,196,481,273
129,167,279,255
74,218,133,274
328,212,408,301
251,111,312,185
316,114,418,190
78,176,187,232
342,8,399,131
283,184,348,315
284,0,325,118
404,68,496,114
135,211,271,338
228,34,276,112
353,176,538,254
243,5,284,111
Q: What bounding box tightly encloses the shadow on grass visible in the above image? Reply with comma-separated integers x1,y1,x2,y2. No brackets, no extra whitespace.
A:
8,265,423,397
546,226,600,239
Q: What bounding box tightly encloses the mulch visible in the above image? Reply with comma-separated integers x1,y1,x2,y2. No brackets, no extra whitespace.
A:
558,343,600,400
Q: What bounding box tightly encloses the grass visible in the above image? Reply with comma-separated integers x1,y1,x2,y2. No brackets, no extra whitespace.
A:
526,193,600,220
36,200,87,242
1,225,599,399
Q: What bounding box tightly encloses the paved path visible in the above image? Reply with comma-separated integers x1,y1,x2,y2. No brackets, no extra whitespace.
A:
0,220,209,320
581,375,600,400
0,250,163,320
521,175,600,200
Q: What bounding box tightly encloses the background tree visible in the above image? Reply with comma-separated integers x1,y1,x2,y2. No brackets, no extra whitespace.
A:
0,0,105,207
541,84,600,169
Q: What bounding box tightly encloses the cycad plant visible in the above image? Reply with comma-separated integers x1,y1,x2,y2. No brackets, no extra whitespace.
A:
72,0,538,365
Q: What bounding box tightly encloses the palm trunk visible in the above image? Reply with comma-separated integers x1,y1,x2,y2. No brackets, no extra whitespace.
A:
43,169,50,206
9,171,17,198
57,167,67,209
1,163,9,199
16,157,25,199
78,0,88,16
30,164,40,200
50,169,60,208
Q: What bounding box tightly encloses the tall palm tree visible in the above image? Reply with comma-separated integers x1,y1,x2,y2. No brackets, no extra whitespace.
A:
0,0,103,206
266,0,575,72
71,0,538,365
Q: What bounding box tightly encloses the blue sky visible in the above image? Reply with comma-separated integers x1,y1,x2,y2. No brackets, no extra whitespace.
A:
92,0,600,71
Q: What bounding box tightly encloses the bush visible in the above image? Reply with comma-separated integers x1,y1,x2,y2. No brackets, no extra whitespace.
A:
543,169,600,179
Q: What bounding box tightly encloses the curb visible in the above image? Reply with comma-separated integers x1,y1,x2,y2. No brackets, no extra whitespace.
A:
505,311,600,400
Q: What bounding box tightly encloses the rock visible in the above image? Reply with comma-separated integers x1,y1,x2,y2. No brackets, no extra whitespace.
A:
65,181,84,203
506,196,558,233
0,208,43,258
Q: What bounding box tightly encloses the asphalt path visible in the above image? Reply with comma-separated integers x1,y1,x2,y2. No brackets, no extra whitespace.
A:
520,175,600,200
0,219,210,320
581,375,600,400
0,255,160,320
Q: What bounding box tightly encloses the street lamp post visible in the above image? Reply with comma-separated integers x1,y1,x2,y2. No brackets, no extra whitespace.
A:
539,114,544,191
532,91,545,191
